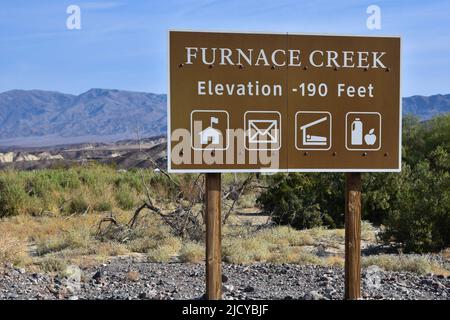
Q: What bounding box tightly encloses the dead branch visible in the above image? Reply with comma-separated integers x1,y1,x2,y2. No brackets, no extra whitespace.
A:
140,148,179,187
222,174,255,224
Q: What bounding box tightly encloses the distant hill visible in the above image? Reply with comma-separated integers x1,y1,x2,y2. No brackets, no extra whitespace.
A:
402,94,450,119
0,89,448,147
0,89,166,146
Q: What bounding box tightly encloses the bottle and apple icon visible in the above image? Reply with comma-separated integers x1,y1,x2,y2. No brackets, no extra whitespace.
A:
351,118,376,145
346,112,381,151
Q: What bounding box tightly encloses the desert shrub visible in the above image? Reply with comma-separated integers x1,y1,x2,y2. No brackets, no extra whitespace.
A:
177,174,202,203
39,257,68,273
25,173,54,198
149,174,178,201
36,237,71,256
93,242,129,257
0,178,27,217
67,193,89,214
114,171,143,193
361,172,403,225
126,221,181,255
77,164,110,187
376,115,450,252
223,237,271,264
0,236,30,266
179,242,204,263
237,193,257,209
258,226,314,247
382,161,450,252
94,200,112,212
36,226,92,256
257,173,344,229
362,254,432,274
256,114,450,253
147,245,176,262
268,248,322,265
115,185,136,210
54,169,81,190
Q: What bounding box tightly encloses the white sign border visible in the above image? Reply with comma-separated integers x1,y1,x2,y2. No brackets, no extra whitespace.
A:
345,112,382,151
167,30,402,173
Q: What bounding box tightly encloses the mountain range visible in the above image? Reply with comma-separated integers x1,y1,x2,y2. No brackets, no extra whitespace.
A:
0,89,166,146
0,89,448,147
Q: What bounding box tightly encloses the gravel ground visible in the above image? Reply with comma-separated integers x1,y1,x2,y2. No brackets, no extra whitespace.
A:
1,257,449,300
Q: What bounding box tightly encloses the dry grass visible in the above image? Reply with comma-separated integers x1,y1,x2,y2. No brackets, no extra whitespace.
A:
147,245,177,262
222,226,343,265
39,256,68,273
0,236,31,266
126,270,140,282
180,242,204,263
0,206,185,271
0,183,448,276
361,254,444,275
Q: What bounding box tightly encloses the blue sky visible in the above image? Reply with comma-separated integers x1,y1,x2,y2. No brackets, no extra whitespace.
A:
0,0,449,96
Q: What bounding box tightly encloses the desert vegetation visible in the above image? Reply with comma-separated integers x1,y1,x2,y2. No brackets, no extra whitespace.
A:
0,114,449,277
259,114,450,252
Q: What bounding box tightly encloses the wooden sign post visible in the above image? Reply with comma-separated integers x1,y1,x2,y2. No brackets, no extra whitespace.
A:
205,173,222,300
344,172,362,299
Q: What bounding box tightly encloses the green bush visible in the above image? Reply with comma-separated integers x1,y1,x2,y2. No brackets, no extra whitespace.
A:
115,185,135,210
382,160,450,252
94,200,112,212
67,193,89,214
0,178,27,217
257,114,450,252
378,115,450,252
257,173,344,229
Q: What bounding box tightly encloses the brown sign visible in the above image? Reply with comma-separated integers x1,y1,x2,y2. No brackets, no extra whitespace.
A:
168,31,401,172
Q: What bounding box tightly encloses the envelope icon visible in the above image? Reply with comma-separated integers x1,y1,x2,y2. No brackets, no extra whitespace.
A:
248,119,278,144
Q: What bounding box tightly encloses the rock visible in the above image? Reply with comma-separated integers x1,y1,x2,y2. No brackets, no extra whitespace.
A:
15,154,40,162
92,270,104,283
243,286,255,293
222,284,234,292
15,267,26,274
432,282,446,290
364,265,382,289
319,275,331,282
1,258,449,300
222,274,229,283
303,291,328,300
138,292,148,299
420,279,434,286
324,286,336,295
0,152,14,163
